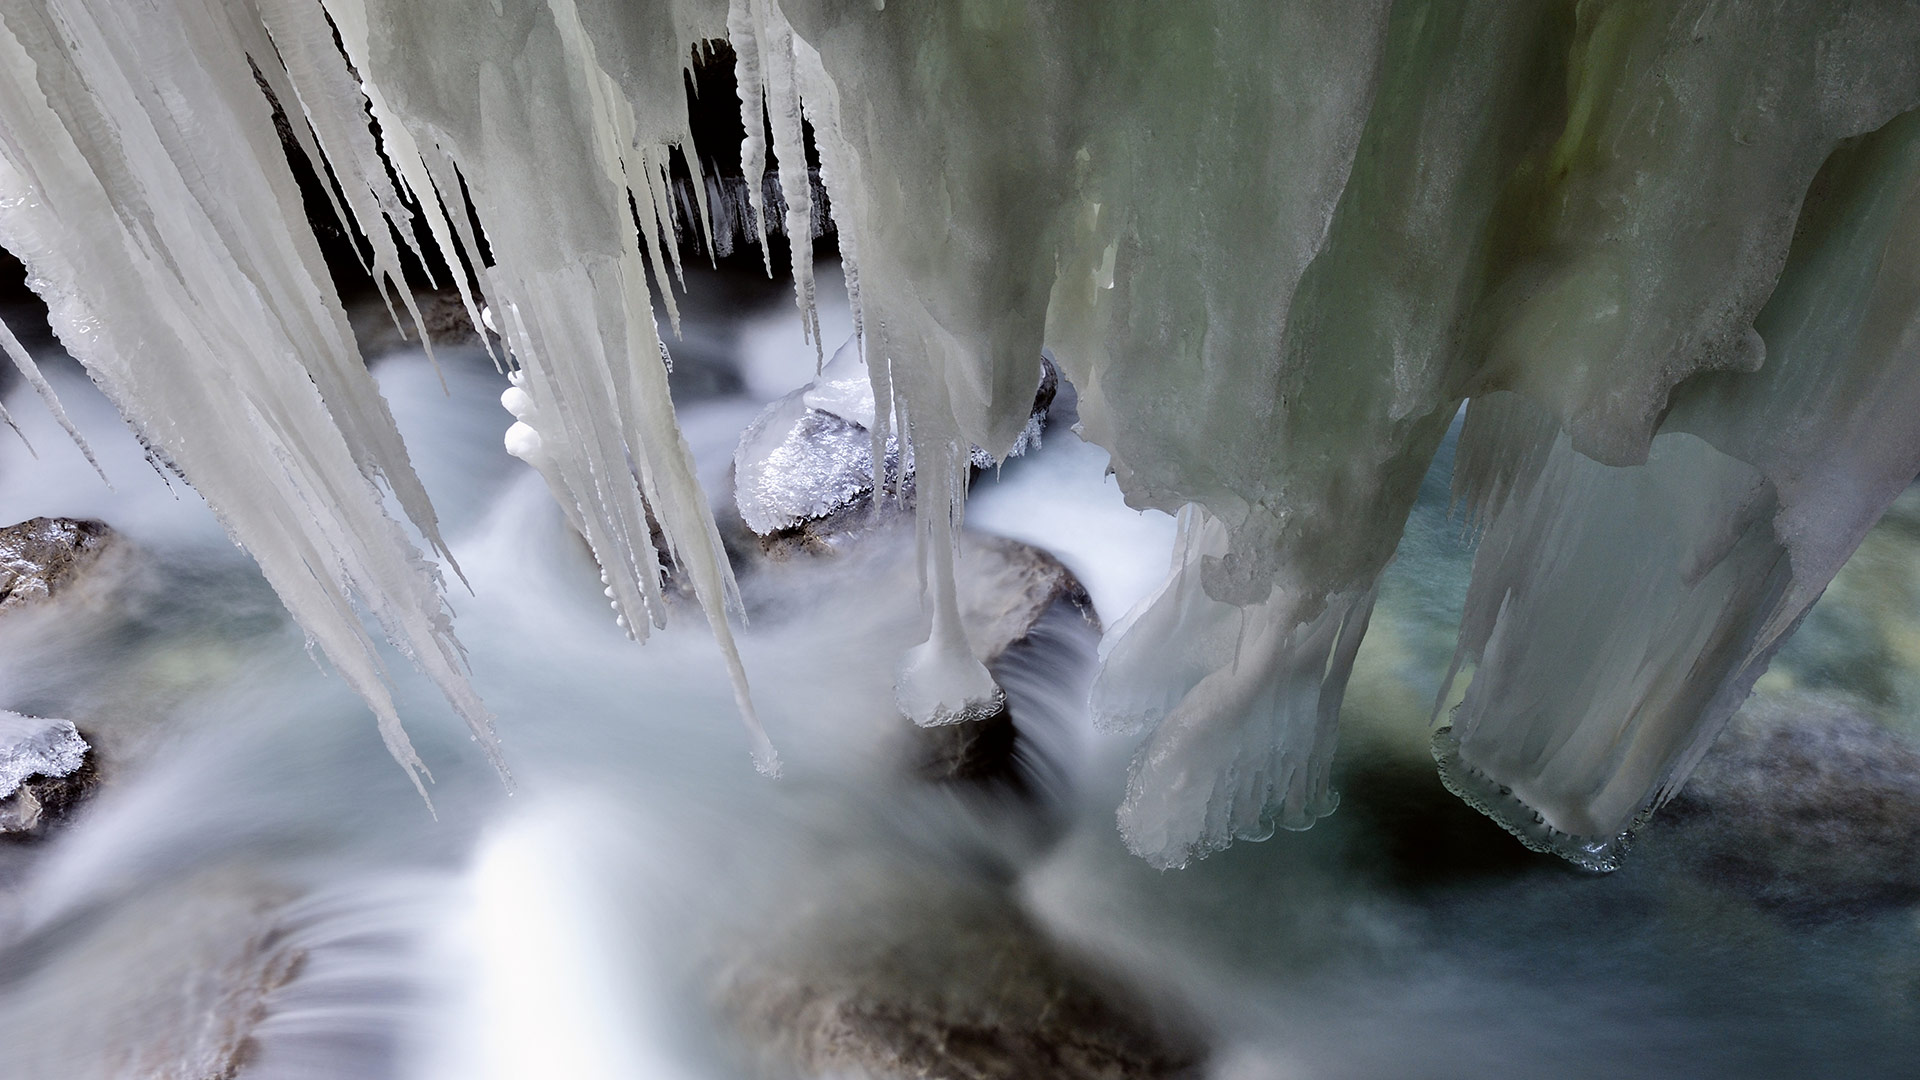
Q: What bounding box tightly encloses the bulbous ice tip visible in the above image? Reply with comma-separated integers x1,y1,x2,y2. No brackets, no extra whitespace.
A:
504,420,542,460
894,635,1006,728
500,385,534,419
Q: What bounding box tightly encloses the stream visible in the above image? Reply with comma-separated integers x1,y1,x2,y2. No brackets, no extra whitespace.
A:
0,267,1916,1079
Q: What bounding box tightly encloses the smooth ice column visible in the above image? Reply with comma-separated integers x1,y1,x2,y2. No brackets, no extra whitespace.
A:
1434,420,1788,869
1439,110,1920,868
895,441,1003,727
1095,508,1373,868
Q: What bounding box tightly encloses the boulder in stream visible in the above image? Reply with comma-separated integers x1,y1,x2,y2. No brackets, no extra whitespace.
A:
0,517,114,612
1658,691,1920,918
716,865,1203,1080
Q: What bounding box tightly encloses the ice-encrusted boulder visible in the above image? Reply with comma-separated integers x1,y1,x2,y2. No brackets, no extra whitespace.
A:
732,337,1056,548
0,711,91,836
0,517,113,613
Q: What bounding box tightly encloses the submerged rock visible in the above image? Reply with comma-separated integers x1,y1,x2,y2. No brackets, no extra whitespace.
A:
717,868,1202,1080
0,517,114,612
0,712,92,838
1659,692,1920,917
0,870,302,1080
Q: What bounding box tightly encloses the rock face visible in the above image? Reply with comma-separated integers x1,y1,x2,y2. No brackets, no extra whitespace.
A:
348,288,489,357
1659,692,1920,917
0,517,113,612
0,712,93,837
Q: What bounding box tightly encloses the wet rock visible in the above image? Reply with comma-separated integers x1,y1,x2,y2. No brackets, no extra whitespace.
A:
0,517,113,612
954,534,1091,667
914,701,1022,785
0,763,96,837
1659,692,1920,917
717,869,1203,1080
0,712,92,838
913,535,1095,786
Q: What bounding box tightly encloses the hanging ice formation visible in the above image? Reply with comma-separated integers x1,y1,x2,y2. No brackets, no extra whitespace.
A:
2,0,1918,868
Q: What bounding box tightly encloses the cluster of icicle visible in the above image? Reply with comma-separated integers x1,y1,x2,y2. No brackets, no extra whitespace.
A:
3,0,1919,870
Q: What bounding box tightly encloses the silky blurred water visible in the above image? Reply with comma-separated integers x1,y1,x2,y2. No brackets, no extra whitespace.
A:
0,266,1913,1079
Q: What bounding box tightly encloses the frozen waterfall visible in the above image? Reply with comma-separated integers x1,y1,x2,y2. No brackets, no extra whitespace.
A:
2,0,1919,870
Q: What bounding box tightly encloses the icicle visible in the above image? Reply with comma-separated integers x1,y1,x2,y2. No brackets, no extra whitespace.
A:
894,438,1002,727
753,2,820,363
316,0,497,367
0,315,102,479
794,35,863,343
0,0,500,791
247,0,438,356
725,0,773,277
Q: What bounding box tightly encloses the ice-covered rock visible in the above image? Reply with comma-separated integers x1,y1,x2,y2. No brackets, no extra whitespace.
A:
733,336,1055,545
0,711,91,836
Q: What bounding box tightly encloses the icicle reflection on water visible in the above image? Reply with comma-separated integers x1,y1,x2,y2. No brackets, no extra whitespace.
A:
0,274,1915,1078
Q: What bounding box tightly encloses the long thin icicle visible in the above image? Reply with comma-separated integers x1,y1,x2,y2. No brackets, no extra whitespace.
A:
0,314,103,480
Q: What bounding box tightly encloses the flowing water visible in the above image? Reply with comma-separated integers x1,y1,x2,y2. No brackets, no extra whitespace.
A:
0,267,1915,1079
